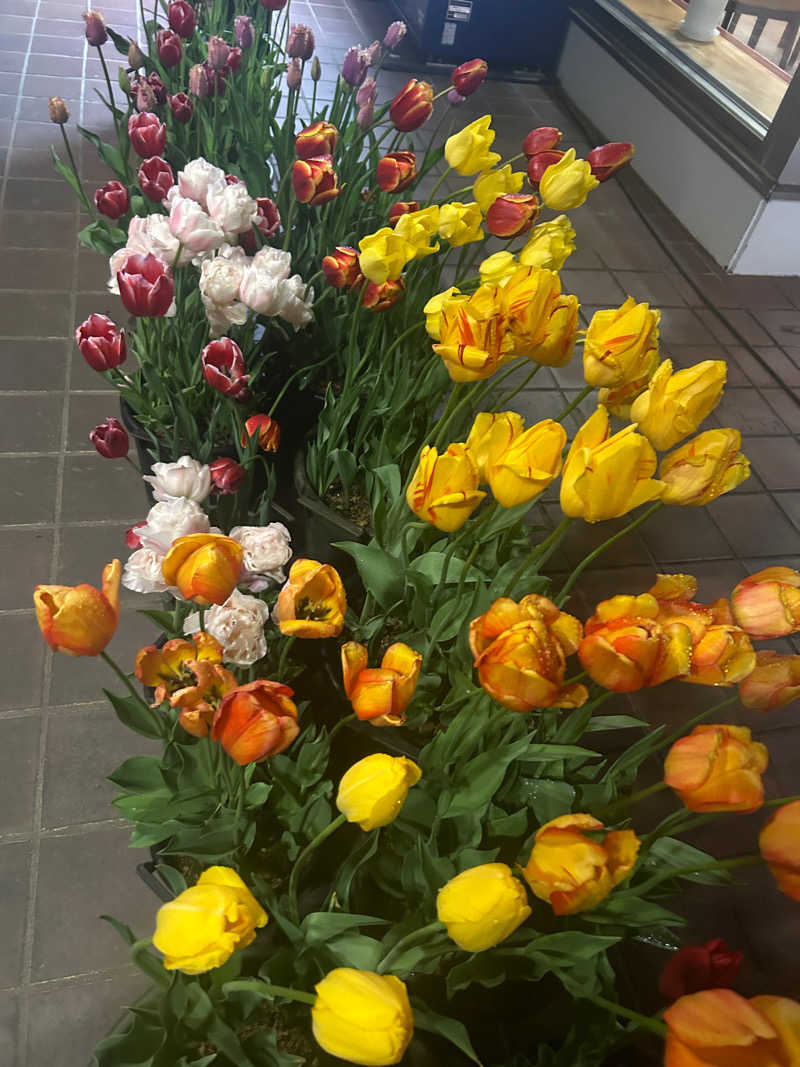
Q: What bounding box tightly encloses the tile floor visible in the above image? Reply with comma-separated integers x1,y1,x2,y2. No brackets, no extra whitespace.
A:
0,0,799,1062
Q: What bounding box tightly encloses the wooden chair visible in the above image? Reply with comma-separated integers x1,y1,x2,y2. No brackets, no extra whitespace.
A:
721,0,800,68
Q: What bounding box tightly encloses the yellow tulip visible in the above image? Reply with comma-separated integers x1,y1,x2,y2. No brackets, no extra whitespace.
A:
336,753,422,831
423,286,467,340
312,968,413,1067
583,296,660,390
473,164,524,213
274,558,347,638
560,405,664,522
433,285,515,382
34,558,120,656
485,416,566,507
539,148,599,211
438,201,484,246
660,428,750,506
436,863,531,952
406,442,486,531
152,866,267,974
478,250,518,286
465,410,525,480
519,215,576,270
528,293,579,368
630,359,727,451
357,227,413,285
501,266,562,356
393,205,440,259
444,115,501,175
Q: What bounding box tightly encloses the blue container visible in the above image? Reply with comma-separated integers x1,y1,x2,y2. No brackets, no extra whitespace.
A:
392,0,569,74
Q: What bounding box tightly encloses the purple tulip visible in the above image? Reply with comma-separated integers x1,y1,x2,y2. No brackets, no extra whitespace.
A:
383,20,407,50
341,45,369,87
234,15,254,49
286,57,302,89
447,88,467,106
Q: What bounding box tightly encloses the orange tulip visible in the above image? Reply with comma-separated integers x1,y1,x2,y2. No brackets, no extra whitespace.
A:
376,150,417,193
292,155,340,205
521,813,640,915
664,989,800,1067
664,724,768,813
361,277,405,312
470,594,587,712
211,679,299,764
322,246,363,290
647,573,729,645
739,650,800,711
161,534,243,606
175,663,239,737
578,593,693,693
295,120,338,160
34,559,121,656
242,414,280,452
274,558,347,638
341,641,421,726
683,624,755,687
731,566,800,641
759,800,800,902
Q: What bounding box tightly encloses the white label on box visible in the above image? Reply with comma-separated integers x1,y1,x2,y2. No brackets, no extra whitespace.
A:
441,20,457,43
447,0,472,21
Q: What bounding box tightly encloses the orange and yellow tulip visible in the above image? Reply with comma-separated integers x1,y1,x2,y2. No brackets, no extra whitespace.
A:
731,566,800,640
560,406,664,523
341,641,421,726
578,593,693,693
34,559,121,656
660,428,750,506
759,800,800,902
470,594,587,712
211,679,299,764
433,285,515,381
406,443,485,532
664,724,768,813
162,534,243,606
500,266,561,356
739,650,800,711
242,414,280,452
583,296,659,390
274,558,347,638
521,813,640,915
683,624,755,687
629,359,727,452
664,989,800,1067
527,294,579,368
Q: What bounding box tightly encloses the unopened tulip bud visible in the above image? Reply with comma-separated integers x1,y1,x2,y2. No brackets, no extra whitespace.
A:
322,246,362,289
83,9,107,47
447,89,466,106
388,201,419,226
207,35,230,71
287,23,315,60
286,58,302,89
90,417,129,459
48,96,69,124
587,141,635,181
451,57,487,97
356,77,376,108
118,67,131,93
128,40,145,69
527,150,564,186
169,91,193,123
365,40,381,66
134,78,156,112
209,457,245,494
383,20,407,50
234,15,254,50
189,62,211,98
311,56,321,81
341,45,369,87
168,0,196,37
156,28,182,68
523,126,562,157
357,101,373,129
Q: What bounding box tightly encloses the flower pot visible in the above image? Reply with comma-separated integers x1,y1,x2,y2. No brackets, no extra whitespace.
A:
290,447,368,577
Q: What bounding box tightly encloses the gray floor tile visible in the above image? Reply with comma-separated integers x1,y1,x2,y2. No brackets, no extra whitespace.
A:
0,456,59,523
0,990,17,1067
32,828,156,981
66,393,123,453
641,505,732,562
0,338,69,391
60,455,145,523
0,210,76,249
709,493,800,556
752,346,800,387
43,704,157,828
3,178,75,213
0,714,39,834
0,842,30,989
612,270,690,306
0,291,73,338
0,615,44,710
0,394,64,452
0,248,74,291
560,268,626,304
28,971,148,1067
743,436,800,490
0,528,54,610
712,389,789,436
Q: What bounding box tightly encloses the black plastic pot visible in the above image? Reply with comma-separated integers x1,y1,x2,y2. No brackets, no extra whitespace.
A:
289,448,368,577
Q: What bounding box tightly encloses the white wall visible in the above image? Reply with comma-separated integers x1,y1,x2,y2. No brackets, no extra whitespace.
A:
557,21,766,270
731,198,800,274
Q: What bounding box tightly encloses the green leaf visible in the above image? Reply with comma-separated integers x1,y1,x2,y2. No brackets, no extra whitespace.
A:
105,689,166,740
245,782,270,808
646,838,731,884
50,146,86,203
333,541,404,609
301,912,388,944
413,1005,484,1065
445,952,509,996
523,778,575,824
108,756,166,792
130,939,170,988
77,125,128,178
408,551,480,586
523,744,599,762
334,831,379,908
99,914,136,946
107,25,133,56
585,715,647,732
445,738,531,818
325,932,383,970
527,932,620,960
154,863,187,897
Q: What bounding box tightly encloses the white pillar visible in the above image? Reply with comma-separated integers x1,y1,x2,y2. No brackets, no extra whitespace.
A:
678,0,729,42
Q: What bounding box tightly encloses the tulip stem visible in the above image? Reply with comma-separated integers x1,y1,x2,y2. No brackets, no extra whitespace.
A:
329,712,356,740
100,650,148,705
556,502,664,607
424,165,453,208
658,694,739,751
764,794,800,808
276,636,296,678
555,383,593,422
583,994,667,1036
236,980,318,1005
377,920,445,974
59,126,94,215
606,780,669,821
287,812,347,925
497,363,542,408
624,854,764,900
503,517,571,596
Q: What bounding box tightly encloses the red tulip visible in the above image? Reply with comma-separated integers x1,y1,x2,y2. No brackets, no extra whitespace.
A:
486,192,540,238
242,414,280,452
128,112,166,159
322,246,362,290
209,457,245,494
83,9,107,46
388,201,420,226
389,79,434,132
376,150,417,193
75,313,126,372
168,0,196,37
156,28,182,68
254,197,280,237
201,339,250,402
659,939,743,1001
362,278,404,312
261,0,288,8
295,121,339,160
527,150,565,186
169,92,194,123
523,126,562,157
137,157,174,202
227,47,242,73
117,253,174,318
587,141,635,181
93,179,129,220
292,155,340,205
451,58,487,97
145,72,167,105
90,417,129,459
